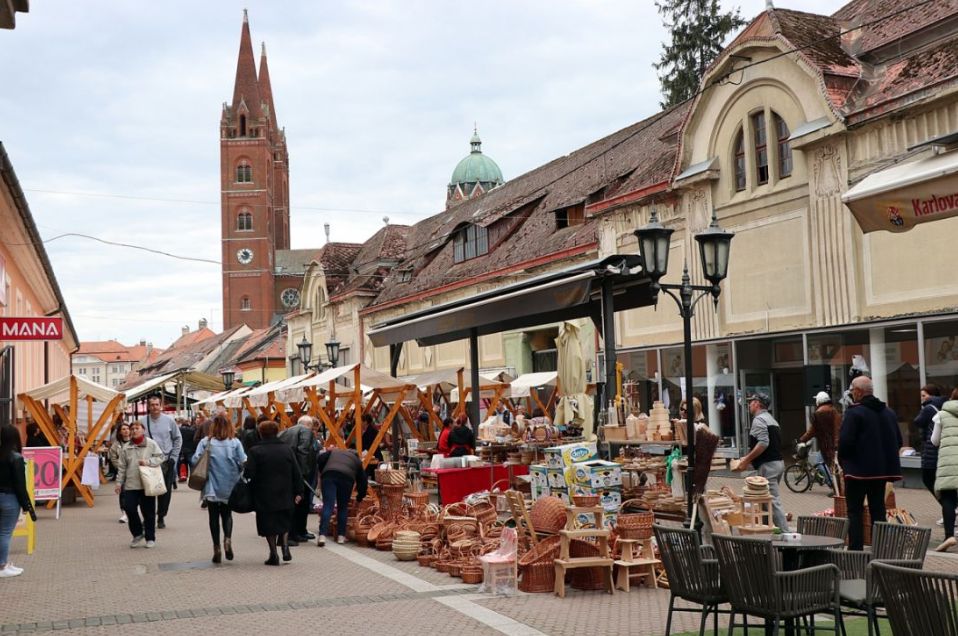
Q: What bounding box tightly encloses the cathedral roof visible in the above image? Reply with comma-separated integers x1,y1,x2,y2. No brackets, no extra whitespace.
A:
258,42,277,129
449,130,504,188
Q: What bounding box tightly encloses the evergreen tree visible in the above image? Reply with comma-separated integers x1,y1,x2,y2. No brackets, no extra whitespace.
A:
654,0,746,108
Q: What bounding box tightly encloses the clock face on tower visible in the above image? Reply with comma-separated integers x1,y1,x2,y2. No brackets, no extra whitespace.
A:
236,248,254,265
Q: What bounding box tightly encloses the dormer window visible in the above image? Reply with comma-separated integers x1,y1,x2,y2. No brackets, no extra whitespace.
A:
775,114,792,179
556,203,585,229
734,130,746,192
453,224,489,263
397,270,413,283
752,111,769,185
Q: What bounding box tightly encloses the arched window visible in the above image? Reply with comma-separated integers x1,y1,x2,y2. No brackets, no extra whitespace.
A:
752,111,769,185
240,296,251,312
313,287,326,319
239,115,247,137
236,161,252,183
774,113,792,179
236,211,253,231
733,129,746,192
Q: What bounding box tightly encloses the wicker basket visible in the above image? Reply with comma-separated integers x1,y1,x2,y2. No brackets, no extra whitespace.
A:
530,496,567,534
461,568,484,585
517,535,561,593
404,491,430,509
467,501,498,528
572,494,600,507
417,554,436,567
569,539,608,590
375,468,407,486
518,535,561,567
617,501,654,540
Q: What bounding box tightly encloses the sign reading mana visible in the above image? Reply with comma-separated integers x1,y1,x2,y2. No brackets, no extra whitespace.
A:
0,317,63,341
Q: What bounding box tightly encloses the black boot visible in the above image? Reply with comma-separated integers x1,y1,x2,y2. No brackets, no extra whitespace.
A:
265,536,280,566
281,534,292,562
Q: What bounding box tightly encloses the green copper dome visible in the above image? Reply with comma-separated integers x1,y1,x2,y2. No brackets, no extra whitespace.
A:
449,129,504,188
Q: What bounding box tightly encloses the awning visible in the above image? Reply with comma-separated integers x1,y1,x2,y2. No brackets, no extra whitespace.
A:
367,255,654,347
843,148,958,233
285,363,413,395
19,375,122,404
243,373,314,407
508,371,558,399
123,369,227,401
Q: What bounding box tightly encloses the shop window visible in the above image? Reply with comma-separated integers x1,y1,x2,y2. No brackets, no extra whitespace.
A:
775,113,792,179
924,319,958,399
618,350,660,415
752,112,768,185
453,224,489,263
237,211,253,231
733,129,746,192
236,162,252,183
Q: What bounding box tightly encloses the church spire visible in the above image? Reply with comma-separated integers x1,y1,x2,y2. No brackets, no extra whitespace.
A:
231,10,262,121
258,41,277,129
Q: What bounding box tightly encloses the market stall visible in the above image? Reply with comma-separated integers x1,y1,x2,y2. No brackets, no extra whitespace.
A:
18,375,125,507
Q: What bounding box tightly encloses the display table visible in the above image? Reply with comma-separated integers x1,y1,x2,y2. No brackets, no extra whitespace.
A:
422,464,529,504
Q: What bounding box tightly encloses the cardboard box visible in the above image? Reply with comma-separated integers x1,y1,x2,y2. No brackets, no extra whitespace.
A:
531,481,550,500
567,483,622,512
543,442,598,469
603,426,629,442
546,468,567,490
549,488,572,506
529,464,549,489
564,460,623,489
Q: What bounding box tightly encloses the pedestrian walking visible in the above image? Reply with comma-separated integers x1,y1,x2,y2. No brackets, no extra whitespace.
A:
0,425,37,578
914,384,945,501
839,376,903,551
732,393,789,531
178,418,197,483
931,388,958,552
192,415,246,563
141,396,182,529
240,415,259,453
114,421,166,549
280,415,317,543
315,444,367,547
244,420,303,566
108,422,132,523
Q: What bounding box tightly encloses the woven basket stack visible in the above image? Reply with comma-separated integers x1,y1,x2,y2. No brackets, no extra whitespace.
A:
392,530,421,561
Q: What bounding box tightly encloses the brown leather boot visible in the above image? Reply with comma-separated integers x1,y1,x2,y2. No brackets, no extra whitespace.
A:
212,545,222,564
224,538,234,561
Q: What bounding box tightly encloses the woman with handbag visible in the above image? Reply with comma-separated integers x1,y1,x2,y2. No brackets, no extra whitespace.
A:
1,425,37,578
114,421,165,548
244,420,303,566
192,415,246,563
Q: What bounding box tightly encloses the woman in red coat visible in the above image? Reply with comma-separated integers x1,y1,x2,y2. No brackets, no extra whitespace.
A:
437,417,453,455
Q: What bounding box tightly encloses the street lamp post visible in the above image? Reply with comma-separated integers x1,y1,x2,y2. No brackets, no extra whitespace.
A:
297,335,314,372
634,209,733,522
220,368,236,391
325,338,340,368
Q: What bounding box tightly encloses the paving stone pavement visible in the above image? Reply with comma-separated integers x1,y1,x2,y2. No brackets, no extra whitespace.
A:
1,478,955,635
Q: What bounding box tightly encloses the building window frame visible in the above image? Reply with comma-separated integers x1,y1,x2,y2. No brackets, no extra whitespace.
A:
237,210,253,231
752,111,769,186
240,296,251,312
453,224,489,263
774,113,792,179
733,128,746,192
235,161,252,184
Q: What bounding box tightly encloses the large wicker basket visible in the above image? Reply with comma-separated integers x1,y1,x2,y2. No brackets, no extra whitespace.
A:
518,535,561,593
530,496,567,534
569,539,608,590
617,500,654,540
375,468,407,486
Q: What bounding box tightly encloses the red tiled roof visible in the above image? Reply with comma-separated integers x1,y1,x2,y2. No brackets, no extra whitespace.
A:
315,242,363,295
167,327,217,351
77,340,161,363
330,224,410,300
833,0,958,55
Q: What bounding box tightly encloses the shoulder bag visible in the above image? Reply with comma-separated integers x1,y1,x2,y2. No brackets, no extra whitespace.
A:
228,477,254,514
188,439,211,491
139,463,168,497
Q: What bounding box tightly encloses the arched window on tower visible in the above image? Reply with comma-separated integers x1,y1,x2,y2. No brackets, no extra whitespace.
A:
774,113,792,179
733,129,746,192
240,296,251,312
236,161,252,183
237,211,253,231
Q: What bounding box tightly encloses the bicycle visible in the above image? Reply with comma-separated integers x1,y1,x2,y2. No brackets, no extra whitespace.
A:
783,441,833,493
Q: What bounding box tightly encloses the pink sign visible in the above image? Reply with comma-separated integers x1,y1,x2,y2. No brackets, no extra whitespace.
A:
22,446,62,500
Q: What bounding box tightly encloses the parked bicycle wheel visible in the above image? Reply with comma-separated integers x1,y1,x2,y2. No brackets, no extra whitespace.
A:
784,463,812,493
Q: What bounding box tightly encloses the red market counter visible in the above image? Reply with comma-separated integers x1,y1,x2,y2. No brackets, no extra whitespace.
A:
422,464,529,505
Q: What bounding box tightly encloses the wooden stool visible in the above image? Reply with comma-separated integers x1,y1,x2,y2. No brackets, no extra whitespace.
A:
615,558,660,591
554,505,614,598
742,495,773,529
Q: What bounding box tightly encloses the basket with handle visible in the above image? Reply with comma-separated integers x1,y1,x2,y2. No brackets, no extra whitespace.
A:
529,496,567,534
617,499,654,540
517,535,561,593
467,501,498,528
375,467,407,486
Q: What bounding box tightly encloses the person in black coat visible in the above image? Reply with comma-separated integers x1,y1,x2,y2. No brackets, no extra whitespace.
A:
244,420,303,566
914,383,945,496
839,376,903,550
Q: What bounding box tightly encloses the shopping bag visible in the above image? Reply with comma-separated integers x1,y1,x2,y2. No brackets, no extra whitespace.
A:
139,464,168,497
188,445,210,491
228,478,254,514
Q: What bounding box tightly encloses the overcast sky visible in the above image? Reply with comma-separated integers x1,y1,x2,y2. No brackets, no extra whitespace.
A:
1,0,844,348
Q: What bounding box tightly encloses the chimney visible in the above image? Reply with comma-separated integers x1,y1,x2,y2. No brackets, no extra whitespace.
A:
199,318,208,330
182,325,190,335
139,339,146,346
324,223,330,244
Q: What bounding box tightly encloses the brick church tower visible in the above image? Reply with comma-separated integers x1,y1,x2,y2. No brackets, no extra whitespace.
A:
220,11,290,330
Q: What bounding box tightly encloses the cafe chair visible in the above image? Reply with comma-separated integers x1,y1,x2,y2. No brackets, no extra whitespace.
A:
712,534,843,635
872,560,958,636
653,524,730,636
797,515,849,540
825,522,932,636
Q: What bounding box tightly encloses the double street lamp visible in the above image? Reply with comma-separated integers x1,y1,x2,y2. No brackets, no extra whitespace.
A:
634,208,733,521
297,335,341,372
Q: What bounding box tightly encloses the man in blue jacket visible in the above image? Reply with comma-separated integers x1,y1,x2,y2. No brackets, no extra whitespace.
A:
839,376,903,550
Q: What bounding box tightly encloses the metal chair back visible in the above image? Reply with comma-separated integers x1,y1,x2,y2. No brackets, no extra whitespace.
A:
873,561,958,636
871,522,931,561
653,524,723,602
797,515,849,540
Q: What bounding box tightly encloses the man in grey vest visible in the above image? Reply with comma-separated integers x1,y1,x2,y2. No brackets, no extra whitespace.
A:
733,392,788,531
142,395,182,529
